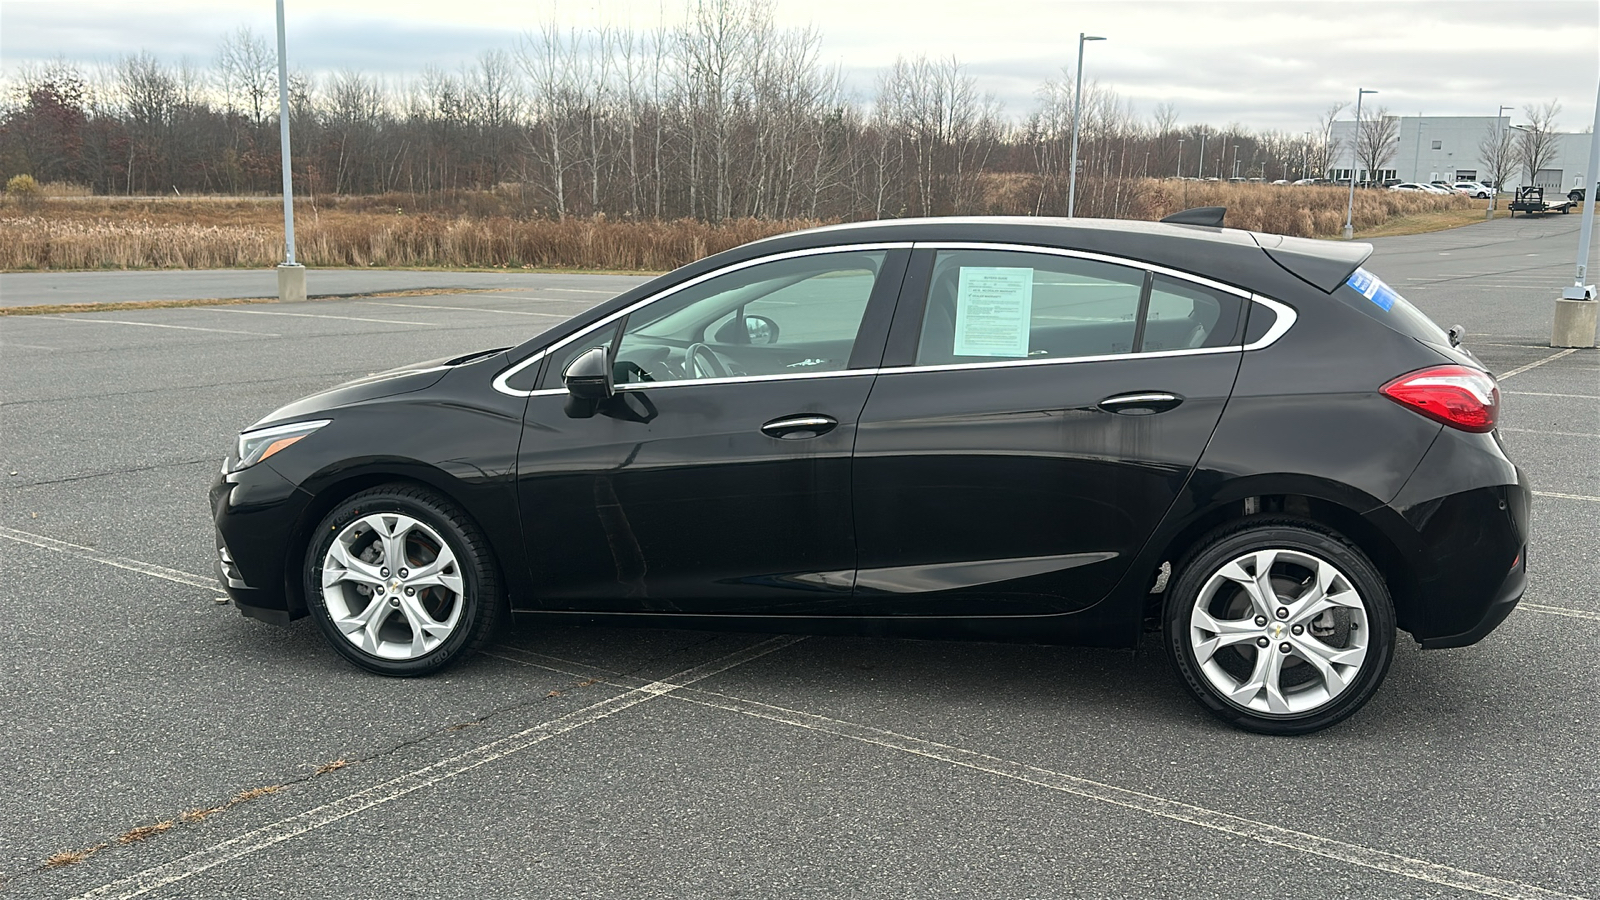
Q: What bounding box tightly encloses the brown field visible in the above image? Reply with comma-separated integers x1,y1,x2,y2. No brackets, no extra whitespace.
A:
0,182,1472,272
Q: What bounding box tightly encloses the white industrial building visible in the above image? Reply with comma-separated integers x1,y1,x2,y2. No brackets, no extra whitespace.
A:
1328,114,1594,191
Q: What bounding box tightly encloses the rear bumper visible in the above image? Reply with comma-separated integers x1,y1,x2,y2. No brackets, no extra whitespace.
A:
1366,424,1531,647
1419,551,1526,649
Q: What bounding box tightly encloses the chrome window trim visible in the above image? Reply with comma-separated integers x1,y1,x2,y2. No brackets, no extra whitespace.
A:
491,242,913,397
498,239,1299,397
1242,294,1297,350
911,241,1255,299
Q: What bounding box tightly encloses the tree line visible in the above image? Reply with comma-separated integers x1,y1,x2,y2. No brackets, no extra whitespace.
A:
0,1,1429,221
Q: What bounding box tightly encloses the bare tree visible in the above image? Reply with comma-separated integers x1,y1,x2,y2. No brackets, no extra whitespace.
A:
215,27,275,126
1516,100,1562,188
1477,118,1516,191
1355,107,1398,185
1310,102,1345,178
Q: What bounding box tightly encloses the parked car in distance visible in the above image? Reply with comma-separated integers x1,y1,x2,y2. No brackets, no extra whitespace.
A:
1388,182,1431,193
211,213,1530,735
1454,182,1495,199
1569,183,1597,204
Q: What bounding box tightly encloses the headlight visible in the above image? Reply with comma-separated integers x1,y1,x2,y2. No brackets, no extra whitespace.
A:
231,420,331,472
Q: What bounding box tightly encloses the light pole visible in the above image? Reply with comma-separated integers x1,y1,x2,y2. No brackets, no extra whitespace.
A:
1343,87,1378,239
1551,75,1599,348
1197,129,1207,179
1488,104,1512,218
1066,33,1106,218
1412,118,1424,182
1176,138,1185,178
274,0,304,302
1231,144,1240,179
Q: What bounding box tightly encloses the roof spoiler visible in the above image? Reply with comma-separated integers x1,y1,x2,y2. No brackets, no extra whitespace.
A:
1160,207,1226,227
1251,233,1373,292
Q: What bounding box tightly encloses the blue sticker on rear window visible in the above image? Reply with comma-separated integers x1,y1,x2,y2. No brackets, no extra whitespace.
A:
1346,268,1396,311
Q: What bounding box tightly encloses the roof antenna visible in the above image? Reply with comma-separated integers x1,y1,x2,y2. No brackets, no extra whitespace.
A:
1160,207,1227,227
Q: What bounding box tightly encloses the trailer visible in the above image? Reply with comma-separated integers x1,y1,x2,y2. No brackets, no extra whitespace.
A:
1508,186,1572,216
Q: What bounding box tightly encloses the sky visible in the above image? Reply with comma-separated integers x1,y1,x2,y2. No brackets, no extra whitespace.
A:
2,0,1596,133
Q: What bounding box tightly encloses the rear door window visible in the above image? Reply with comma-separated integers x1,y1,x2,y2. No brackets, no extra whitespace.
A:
1141,274,1245,350
915,250,1145,365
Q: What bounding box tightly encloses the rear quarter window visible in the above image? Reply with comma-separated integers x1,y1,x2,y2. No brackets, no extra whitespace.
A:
1335,267,1451,347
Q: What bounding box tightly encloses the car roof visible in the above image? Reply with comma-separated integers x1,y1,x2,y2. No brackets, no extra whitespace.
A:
727,216,1371,292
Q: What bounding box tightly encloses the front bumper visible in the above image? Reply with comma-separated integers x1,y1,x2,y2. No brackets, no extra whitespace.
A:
210,461,313,625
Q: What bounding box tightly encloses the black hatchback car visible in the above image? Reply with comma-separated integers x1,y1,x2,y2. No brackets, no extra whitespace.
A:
212,214,1529,734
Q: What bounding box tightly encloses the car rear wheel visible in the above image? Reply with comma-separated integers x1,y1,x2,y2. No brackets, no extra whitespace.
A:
306,484,503,676
1164,518,1395,735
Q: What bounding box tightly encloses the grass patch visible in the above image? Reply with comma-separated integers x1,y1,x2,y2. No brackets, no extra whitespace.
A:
1353,203,1508,239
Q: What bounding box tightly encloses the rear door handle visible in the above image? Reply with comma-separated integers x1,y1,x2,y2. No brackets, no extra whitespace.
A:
761,414,838,439
1098,392,1183,415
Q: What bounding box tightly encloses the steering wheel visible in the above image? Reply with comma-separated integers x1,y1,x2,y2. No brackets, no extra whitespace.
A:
683,342,730,380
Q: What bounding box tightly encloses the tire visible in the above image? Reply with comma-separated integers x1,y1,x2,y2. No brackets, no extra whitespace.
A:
1163,517,1395,735
305,484,504,676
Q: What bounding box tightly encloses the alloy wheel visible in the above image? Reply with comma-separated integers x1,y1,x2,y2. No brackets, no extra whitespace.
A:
1188,548,1371,716
320,513,466,660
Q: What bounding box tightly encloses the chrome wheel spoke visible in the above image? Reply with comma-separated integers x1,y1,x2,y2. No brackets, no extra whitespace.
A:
323,541,383,589
1290,635,1367,693
372,514,420,573
334,596,391,656
396,593,453,656
407,554,463,595
1219,550,1280,620
1189,608,1261,664
1229,645,1291,714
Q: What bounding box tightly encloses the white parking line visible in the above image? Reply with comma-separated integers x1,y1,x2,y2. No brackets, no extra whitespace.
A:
355,301,568,318
1499,428,1600,439
71,636,804,900
39,316,275,336
488,647,1583,900
1521,603,1600,621
0,527,223,594
1503,391,1600,400
1533,490,1600,503
1497,348,1578,380
0,341,60,350
197,308,435,327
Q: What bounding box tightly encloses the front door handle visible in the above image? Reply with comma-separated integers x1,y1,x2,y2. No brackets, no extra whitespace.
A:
761,414,838,439
1098,392,1183,415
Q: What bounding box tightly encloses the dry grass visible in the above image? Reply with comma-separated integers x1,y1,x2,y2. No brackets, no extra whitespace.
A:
1,183,1476,272
1132,180,1473,237
117,821,174,844
0,202,805,271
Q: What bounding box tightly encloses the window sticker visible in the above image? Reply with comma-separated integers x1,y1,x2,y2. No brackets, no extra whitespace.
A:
953,267,1034,357
1346,267,1397,312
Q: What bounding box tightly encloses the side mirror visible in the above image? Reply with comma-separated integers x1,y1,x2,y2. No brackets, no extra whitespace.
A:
744,315,779,345
712,314,780,345
562,346,614,417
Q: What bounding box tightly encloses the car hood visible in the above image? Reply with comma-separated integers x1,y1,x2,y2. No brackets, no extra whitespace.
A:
247,348,508,430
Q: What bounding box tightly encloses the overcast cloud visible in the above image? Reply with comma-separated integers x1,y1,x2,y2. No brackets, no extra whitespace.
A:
2,0,1595,132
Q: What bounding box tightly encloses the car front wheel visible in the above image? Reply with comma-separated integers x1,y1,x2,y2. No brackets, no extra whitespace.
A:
1164,519,1395,735
306,484,503,676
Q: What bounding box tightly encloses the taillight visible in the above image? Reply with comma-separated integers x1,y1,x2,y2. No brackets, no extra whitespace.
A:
1380,365,1499,432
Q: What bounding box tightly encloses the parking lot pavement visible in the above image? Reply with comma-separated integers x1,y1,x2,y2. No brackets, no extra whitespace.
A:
0,269,651,308
3,224,1598,899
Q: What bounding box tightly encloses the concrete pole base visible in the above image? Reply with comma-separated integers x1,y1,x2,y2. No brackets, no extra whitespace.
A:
1551,295,1598,349
277,264,306,304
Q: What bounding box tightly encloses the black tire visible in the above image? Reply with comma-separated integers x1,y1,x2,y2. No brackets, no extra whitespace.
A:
1163,517,1395,735
305,484,504,676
